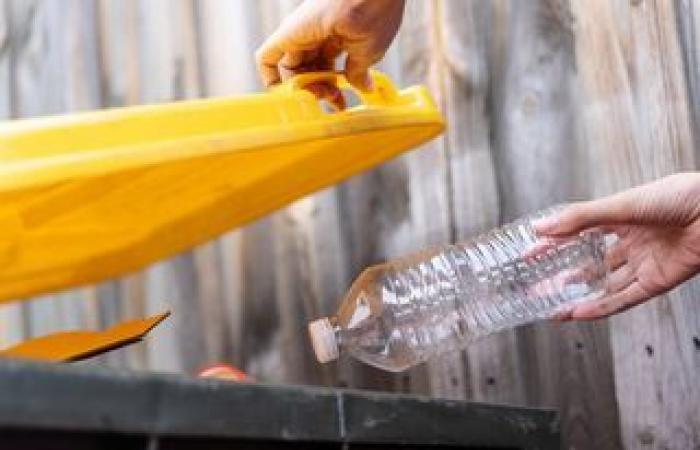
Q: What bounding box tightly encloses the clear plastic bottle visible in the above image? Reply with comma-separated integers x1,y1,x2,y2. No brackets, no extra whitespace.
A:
308,207,608,372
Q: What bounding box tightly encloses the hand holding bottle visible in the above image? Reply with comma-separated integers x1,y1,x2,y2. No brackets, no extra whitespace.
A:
309,207,608,371
535,172,700,320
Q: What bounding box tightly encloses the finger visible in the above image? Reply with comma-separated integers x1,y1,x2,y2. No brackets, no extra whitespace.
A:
278,53,306,82
559,259,606,286
305,82,346,111
570,281,649,320
326,87,346,111
305,81,330,99
280,48,321,80
302,48,321,66
255,0,318,87
521,236,569,260
255,41,284,87
321,39,342,69
534,194,639,237
319,40,344,106
604,239,628,271
304,82,346,111
279,51,304,71
300,48,346,110
256,15,319,87
610,225,631,239
544,233,628,323
345,51,377,90
605,264,635,293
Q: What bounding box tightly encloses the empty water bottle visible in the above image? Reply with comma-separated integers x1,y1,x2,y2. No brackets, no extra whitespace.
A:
308,206,608,372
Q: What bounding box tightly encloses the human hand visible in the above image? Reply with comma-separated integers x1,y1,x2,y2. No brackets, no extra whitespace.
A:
255,0,405,109
534,172,700,320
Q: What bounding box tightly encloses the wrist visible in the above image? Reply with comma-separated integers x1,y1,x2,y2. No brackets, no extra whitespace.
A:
333,0,405,29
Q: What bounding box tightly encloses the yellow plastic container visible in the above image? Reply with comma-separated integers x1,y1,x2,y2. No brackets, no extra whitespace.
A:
0,70,444,304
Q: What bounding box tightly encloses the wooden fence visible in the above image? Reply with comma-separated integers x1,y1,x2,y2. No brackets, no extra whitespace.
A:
0,1,698,448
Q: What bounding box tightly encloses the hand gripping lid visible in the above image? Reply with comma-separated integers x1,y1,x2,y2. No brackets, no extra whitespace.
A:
0,70,444,303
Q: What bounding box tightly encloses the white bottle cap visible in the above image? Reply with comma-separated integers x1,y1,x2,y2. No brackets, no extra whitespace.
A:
308,317,339,363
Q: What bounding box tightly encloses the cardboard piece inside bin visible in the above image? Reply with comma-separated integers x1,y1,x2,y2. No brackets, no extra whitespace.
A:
0,311,169,362
0,70,443,362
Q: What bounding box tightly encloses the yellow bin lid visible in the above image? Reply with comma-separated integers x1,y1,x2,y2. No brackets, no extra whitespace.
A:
0,70,444,303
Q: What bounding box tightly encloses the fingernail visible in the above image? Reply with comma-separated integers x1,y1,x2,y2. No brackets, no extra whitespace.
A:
363,74,374,91
523,238,556,259
532,215,559,235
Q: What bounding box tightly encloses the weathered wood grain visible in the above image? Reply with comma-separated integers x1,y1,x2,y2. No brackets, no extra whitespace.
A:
95,0,150,371
491,2,622,448
0,0,9,118
135,0,204,374
2,0,700,446
8,0,99,351
198,0,291,382
676,0,700,156
436,0,529,404
261,0,320,385
0,0,25,350
393,0,467,399
192,0,250,374
255,0,401,388
572,0,700,448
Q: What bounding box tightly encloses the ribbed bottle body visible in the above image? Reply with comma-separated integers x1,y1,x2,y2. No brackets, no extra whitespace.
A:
320,208,607,372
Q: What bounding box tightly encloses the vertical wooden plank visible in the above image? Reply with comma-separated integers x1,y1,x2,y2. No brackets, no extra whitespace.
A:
198,0,260,94
271,199,333,385
59,0,102,114
252,0,408,388
54,0,101,337
37,0,101,358
0,0,25,349
571,0,700,448
491,1,622,447
676,0,700,154
295,192,354,388
623,0,695,175
493,1,578,220
98,0,140,106
376,36,431,395
96,0,149,370
11,0,61,118
674,2,700,445
394,0,447,397
391,0,468,400
135,0,204,374
10,2,62,337
334,163,412,388
281,5,431,392
9,0,100,342
0,0,9,119
263,0,338,386
434,0,534,403
197,0,280,377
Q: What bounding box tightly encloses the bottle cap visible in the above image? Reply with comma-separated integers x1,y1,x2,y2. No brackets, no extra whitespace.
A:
308,317,339,363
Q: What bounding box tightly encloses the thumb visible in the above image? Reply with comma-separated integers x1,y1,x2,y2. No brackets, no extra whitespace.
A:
344,51,375,91
534,194,638,237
